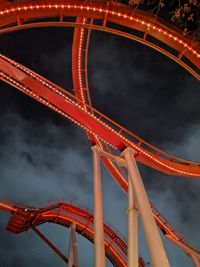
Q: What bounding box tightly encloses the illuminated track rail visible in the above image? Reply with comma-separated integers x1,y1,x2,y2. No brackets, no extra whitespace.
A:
71,20,191,251
0,199,147,267
0,0,198,80
72,16,93,108
0,0,199,260
0,1,198,171
0,53,196,249
0,1,199,170
1,53,200,176
72,17,113,184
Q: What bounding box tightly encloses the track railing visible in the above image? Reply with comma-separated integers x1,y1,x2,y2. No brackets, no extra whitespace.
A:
0,198,148,267
0,53,197,250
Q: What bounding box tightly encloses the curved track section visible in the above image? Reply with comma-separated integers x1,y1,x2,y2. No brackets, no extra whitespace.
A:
0,0,199,80
0,0,199,258
0,54,200,177
0,199,147,267
71,15,126,195
72,16,93,108
71,18,192,253
0,53,196,249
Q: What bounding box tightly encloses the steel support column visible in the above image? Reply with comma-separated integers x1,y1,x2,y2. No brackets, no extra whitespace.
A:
165,234,200,267
68,222,79,267
123,147,170,267
128,174,138,267
92,145,106,267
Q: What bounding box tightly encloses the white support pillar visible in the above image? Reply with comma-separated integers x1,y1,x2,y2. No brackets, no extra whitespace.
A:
92,145,106,267
68,222,79,267
165,235,200,267
128,174,138,267
123,147,170,267
191,255,200,267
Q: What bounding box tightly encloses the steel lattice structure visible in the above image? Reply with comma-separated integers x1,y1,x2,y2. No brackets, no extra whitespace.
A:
0,0,200,266
0,198,147,267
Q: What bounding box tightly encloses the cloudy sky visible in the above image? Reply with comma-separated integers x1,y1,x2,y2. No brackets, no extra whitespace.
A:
0,10,200,267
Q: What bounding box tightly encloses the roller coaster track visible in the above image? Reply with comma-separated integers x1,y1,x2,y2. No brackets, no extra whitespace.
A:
0,51,197,251
1,52,200,177
0,0,199,264
0,198,147,267
0,0,199,79
0,1,199,175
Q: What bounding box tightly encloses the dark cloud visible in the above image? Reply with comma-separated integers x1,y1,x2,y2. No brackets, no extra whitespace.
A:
89,31,200,148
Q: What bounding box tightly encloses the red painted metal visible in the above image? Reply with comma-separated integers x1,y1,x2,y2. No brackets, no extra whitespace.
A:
0,199,147,267
0,1,199,79
32,225,68,263
71,11,190,255
0,0,199,264
0,54,200,178
6,207,36,233
0,52,197,250
0,52,200,251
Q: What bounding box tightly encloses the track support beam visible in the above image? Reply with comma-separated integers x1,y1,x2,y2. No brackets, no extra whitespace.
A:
123,147,170,267
166,235,200,267
92,145,106,267
31,225,68,264
68,222,79,267
94,145,170,267
127,173,138,267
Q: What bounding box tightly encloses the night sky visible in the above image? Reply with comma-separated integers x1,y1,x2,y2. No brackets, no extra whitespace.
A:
0,4,200,267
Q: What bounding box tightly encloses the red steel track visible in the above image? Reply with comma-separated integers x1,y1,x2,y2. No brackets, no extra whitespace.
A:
1,53,200,177
0,0,199,79
0,0,199,177
0,199,147,267
0,0,199,264
0,51,196,252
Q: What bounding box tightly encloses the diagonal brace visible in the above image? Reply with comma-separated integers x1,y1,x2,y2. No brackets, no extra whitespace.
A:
31,225,70,264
